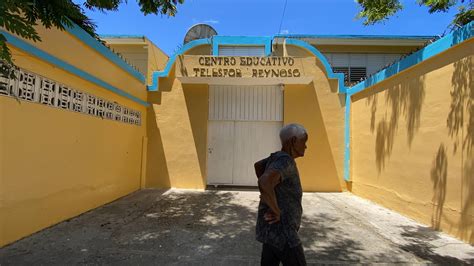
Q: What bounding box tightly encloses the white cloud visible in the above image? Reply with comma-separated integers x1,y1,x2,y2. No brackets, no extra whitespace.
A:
280,29,290,34
203,19,219,24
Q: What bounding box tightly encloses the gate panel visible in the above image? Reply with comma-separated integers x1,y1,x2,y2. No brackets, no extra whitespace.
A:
208,85,283,186
209,85,283,121
232,121,282,186
207,121,234,184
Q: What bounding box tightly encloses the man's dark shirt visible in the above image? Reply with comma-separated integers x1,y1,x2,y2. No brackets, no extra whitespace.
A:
256,151,303,251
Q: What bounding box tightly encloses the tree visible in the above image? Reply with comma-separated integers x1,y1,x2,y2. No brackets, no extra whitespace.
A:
356,0,473,27
0,0,184,78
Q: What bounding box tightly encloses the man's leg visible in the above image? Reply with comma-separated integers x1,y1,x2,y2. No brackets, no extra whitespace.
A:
261,243,281,266
281,244,306,266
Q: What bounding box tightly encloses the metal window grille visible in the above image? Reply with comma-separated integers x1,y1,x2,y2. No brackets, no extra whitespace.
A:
324,52,403,85
333,67,349,83
332,67,367,85
349,67,367,83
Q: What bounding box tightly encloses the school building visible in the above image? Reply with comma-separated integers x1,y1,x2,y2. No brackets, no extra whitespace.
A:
0,22,472,247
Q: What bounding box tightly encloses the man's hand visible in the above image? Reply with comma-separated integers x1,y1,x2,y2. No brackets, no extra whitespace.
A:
264,210,280,224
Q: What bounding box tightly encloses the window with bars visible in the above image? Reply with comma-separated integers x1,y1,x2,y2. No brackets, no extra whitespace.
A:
333,67,367,85
324,52,403,86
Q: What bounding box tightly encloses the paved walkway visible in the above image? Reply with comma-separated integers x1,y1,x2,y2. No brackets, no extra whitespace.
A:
1,189,473,265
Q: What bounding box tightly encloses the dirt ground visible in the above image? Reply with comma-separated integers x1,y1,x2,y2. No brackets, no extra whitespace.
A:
1,189,473,265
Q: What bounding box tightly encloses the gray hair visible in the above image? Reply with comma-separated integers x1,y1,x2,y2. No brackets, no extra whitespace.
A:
279,123,307,144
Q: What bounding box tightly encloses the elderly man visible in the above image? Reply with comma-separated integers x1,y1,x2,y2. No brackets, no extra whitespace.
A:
254,123,308,266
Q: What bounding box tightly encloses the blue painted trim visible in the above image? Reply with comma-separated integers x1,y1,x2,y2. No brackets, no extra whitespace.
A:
2,30,149,107
212,36,272,56
284,38,348,93
65,23,146,83
99,34,145,39
275,34,435,40
343,94,351,182
348,21,473,96
147,38,211,91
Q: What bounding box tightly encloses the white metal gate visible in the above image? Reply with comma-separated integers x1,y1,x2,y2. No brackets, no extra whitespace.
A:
207,85,283,186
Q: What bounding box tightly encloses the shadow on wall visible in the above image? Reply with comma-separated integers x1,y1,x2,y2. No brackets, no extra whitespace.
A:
447,56,473,243
430,144,447,230
177,55,188,77
366,75,426,172
460,156,474,243
448,57,473,154
359,46,473,242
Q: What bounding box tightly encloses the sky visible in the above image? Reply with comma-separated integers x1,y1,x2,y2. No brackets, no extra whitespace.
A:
77,0,464,56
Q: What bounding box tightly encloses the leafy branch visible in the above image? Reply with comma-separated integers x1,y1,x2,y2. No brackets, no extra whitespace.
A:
0,0,184,78
356,0,473,28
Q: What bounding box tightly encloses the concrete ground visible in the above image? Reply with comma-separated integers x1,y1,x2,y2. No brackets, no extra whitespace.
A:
1,189,473,265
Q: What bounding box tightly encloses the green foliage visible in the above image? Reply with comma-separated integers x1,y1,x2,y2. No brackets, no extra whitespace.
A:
0,33,16,79
356,0,403,25
452,2,474,27
357,0,473,27
0,0,183,78
84,0,122,11
83,0,184,15
418,0,457,13
137,0,185,16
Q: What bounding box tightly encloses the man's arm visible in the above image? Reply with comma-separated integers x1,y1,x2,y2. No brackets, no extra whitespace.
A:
254,157,269,178
258,169,282,223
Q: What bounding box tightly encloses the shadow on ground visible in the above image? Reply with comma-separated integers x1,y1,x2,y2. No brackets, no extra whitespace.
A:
1,190,473,265
399,225,474,265
1,190,261,265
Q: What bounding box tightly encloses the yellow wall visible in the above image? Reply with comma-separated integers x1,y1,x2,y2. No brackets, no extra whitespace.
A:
350,39,473,244
146,77,207,188
102,37,169,85
107,44,148,76
284,84,344,191
1,41,147,246
182,84,210,183
10,25,146,102
145,92,171,188
146,39,169,84
284,44,346,191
